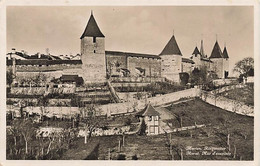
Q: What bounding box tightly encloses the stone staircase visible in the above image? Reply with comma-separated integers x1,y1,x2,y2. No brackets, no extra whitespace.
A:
74,82,118,105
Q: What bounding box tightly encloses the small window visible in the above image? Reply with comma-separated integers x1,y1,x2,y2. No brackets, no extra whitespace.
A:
154,116,159,121
94,50,96,53
150,126,155,133
148,116,152,121
93,37,96,43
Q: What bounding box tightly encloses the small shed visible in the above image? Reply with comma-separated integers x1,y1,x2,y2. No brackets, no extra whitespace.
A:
136,104,161,135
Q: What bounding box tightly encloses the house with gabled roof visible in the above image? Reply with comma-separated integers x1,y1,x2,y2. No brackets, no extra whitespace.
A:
136,104,162,135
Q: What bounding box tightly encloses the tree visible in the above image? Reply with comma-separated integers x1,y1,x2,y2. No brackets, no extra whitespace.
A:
6,70,14,86
138,118,146,136
190,68,206,86
81,104,101,144
215,114,234,152
174,110,186,128
233,57,254,77
12,119,36,155
179,72,189,85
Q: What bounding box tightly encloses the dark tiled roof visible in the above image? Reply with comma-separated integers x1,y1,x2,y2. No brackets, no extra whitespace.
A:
6,59,82,66
201,58,213,63
105,51,161,59
136,104,160,117
135,67,145,72
60,75,79,82
28,54,61,60
223,47,229,59
192,46,200,55
53,75,84,85
80,14,104,39
209,41,223,59
6,52,30,59
182,58,195,64
159,35,182,56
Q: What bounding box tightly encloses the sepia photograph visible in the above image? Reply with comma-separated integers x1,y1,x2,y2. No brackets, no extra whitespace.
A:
2,2,258,164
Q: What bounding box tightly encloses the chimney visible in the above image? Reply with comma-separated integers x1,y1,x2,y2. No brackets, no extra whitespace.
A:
11,48,16,54
37,52,41,59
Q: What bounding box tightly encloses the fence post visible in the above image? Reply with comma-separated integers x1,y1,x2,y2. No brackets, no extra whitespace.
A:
118,140,121,152
233,145,236,159
227,134,230,151
181,148,183,160
122,134,125,147
108,148,111,160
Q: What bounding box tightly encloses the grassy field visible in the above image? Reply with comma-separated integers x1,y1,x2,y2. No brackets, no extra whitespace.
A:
165,98,254,160
219,83,254,106
62,98,253,160
7,98,253,160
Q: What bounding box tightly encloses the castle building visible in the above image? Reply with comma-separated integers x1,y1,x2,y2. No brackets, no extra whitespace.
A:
209,41,229,78
159,35,183,82
190,40,212,70
7,12,230,85
80,13,106,82
222,46,230,77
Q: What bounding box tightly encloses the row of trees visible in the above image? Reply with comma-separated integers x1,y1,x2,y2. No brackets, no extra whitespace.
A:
7,100,105,159
7,118,76,160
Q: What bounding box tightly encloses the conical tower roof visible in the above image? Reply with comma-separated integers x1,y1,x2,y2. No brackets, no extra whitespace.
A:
80,13,105,39
192,46,200,55
142,104,160,116
223,47,229,59
209,41,223,59
159,35,182,56
136,104,160,117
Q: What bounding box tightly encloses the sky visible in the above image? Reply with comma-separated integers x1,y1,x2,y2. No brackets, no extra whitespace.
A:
7,6,254,76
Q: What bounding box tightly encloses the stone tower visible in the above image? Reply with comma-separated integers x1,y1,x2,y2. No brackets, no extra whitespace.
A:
80,12,106,83
222,45,229,78
191,46,202,69
200,40,206,58
209,40,225,78
159,34,182,82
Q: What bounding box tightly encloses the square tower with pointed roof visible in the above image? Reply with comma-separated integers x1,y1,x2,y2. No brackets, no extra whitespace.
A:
209,40,229,79
159,35,182,82
80,12,106,83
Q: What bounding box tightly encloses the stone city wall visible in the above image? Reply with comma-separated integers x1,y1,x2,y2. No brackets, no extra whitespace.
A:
19,88,200,117
15,64,81,72
200,91,254,117
11,87,46,95
110,77,165,83
127,56,161,77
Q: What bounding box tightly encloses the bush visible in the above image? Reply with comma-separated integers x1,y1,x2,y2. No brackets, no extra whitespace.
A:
124,118,132,126
117,154,126,160
179,72,189,85
138,119,147,136
176,130,191,137
132,154,138,160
